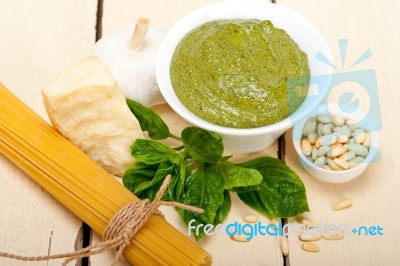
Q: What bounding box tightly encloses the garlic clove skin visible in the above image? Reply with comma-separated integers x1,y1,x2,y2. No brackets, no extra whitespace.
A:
92,26,166,107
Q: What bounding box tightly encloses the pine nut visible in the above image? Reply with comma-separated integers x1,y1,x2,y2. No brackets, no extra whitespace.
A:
346,119,361,131
363,132,371,147
230,234,250,242
333,116,345,126
243,214,259,223
348,143,369,157
322,124,333,135
354,129,366,144
302,243,320,252
230,228,251,242
308,133,318,144
348,156,365,168
317,123,323,136
343,143,348,151
328,159,343,171
333,158,350,170
319,135,337,146
323,231,345,240
339,151,356,161
315,137,321,148
299,232,322,241
317,115,333,124
335,133,349,143
332,198,352,211
330,143,346,157
317,146,331,156
280,236,289,256
311,147,318,161
301,139,312,156
314,156,326,167
322,165,332,170
303,118,317,136
333,125,351,137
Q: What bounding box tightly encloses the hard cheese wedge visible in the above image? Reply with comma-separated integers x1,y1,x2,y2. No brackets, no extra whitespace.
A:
42,56,144,176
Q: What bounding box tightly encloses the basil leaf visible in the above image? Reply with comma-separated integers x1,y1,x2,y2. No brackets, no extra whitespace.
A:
220,155,233,162
214,190,231,225
230,185,260,193
123,161,173,201
181,127,223,163
126,98,177,140
123,162,159,188
236,157,309,218
168,170,182,202
131,139,177,164
178,166,225,240
133,161,174,194
211,162,262,190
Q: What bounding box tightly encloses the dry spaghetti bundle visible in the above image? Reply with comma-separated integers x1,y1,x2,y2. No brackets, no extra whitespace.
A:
0,83,211,265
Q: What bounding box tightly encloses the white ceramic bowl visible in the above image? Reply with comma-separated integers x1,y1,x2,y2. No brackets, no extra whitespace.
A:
156,0,333,152
292,104,380,183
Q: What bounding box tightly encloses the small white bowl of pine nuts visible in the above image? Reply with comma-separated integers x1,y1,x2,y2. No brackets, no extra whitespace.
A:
293,104,379,183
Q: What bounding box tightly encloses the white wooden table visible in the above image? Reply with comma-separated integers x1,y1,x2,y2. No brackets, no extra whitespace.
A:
1,0,399,265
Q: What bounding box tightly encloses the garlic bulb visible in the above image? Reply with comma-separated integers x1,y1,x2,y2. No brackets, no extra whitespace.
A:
92,18,166,107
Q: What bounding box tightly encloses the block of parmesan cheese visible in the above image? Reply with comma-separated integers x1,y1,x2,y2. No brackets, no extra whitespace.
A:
42,56,144,176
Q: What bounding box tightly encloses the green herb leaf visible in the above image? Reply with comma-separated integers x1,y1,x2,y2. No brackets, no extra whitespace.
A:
122,162,170,201
211,162,262,190
214,190,231,225
181,127,223,163
126,98,179,140
178,166,225,240
236,157,309,218
131,139,178,164
133,161,174,194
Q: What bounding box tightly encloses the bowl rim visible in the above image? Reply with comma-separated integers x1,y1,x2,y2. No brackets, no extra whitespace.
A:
292,103,380,179
156,0,333,136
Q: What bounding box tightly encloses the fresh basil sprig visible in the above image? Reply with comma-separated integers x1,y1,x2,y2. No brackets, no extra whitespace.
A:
126,99,181,140
123,99,309,240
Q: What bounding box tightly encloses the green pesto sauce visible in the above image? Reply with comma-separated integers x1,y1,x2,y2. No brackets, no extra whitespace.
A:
170,19,310,128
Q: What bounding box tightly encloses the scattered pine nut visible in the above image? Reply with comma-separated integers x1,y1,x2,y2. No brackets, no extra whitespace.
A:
230,234,250,242
332,198,352,211
243,214,259,223
299,232,322,241
322,231,345,240
280,236,289,256
302,243,320,252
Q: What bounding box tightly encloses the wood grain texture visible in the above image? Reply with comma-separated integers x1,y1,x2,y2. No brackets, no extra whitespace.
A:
93,1,283,265
0,0,97,265
278,0,400,265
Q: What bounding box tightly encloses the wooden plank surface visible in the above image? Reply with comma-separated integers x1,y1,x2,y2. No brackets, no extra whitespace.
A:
93,1,282,265
1,0,399,265
278,0,400,265
0,0,97,265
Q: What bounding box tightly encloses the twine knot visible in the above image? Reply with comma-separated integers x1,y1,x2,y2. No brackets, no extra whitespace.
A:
0,175,204,265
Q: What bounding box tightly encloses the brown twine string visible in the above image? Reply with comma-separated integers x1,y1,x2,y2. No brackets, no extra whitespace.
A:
0,174,204,265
